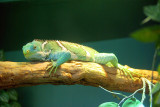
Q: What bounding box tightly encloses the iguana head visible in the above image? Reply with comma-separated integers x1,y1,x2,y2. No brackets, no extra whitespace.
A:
22,40,47,61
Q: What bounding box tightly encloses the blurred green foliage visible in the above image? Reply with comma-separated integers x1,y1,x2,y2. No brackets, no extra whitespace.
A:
152,83,160,107
98,98,144,107
131,0,160,106
7,89,18,101
99,102,118,107
122,98,144,107
0,89,21,107
0,90,10,103
130,25,160,43
144,0,160,22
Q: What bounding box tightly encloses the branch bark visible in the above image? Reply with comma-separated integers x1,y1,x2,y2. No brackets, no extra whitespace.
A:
0,61,159,93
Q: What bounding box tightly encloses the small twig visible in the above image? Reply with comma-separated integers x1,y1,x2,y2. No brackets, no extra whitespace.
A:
151,47,159,81
145,78,153,107
141,78,146,103
141,17,151,24
99,86,127,97
118,88,143,105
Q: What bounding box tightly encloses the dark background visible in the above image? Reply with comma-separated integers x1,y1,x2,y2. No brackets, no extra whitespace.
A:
0,0,157,51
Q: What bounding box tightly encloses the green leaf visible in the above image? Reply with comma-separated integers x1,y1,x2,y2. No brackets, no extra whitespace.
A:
156,92,160,104
153,91,160,106
157,63,160,75
6,89,18,101
0,90,9,103
130,25,160,43
144,1,160,22
122,98,144,107
158,51,160,56
99,102,119,107
9,101,21,107
0,103,11,107
152,83,160,94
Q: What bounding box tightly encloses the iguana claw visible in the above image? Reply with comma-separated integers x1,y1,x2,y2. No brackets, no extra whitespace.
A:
118,64,142,80
46,60,58,75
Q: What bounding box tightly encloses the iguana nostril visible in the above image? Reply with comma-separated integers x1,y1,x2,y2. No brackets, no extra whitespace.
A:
23,50,29,55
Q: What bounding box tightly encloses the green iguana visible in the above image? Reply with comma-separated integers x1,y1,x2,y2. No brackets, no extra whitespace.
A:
22,39,136,79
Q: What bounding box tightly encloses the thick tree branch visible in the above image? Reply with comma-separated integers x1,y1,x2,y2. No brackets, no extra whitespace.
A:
0,61,159,93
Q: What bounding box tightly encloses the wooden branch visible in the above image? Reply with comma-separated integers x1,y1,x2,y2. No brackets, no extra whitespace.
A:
0,61,159,93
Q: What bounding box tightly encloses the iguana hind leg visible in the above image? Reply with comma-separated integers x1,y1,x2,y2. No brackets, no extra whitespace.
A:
94,53,118,66
94,53,137,80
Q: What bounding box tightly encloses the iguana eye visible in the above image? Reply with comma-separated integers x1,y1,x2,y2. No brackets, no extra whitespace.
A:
26,50,29,53
33,46,37,49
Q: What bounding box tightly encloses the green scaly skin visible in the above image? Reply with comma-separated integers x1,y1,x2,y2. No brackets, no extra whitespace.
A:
22,39,138,79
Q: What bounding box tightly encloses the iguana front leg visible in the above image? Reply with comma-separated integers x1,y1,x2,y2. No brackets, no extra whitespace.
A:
94,53,135,80
47,51,71,75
